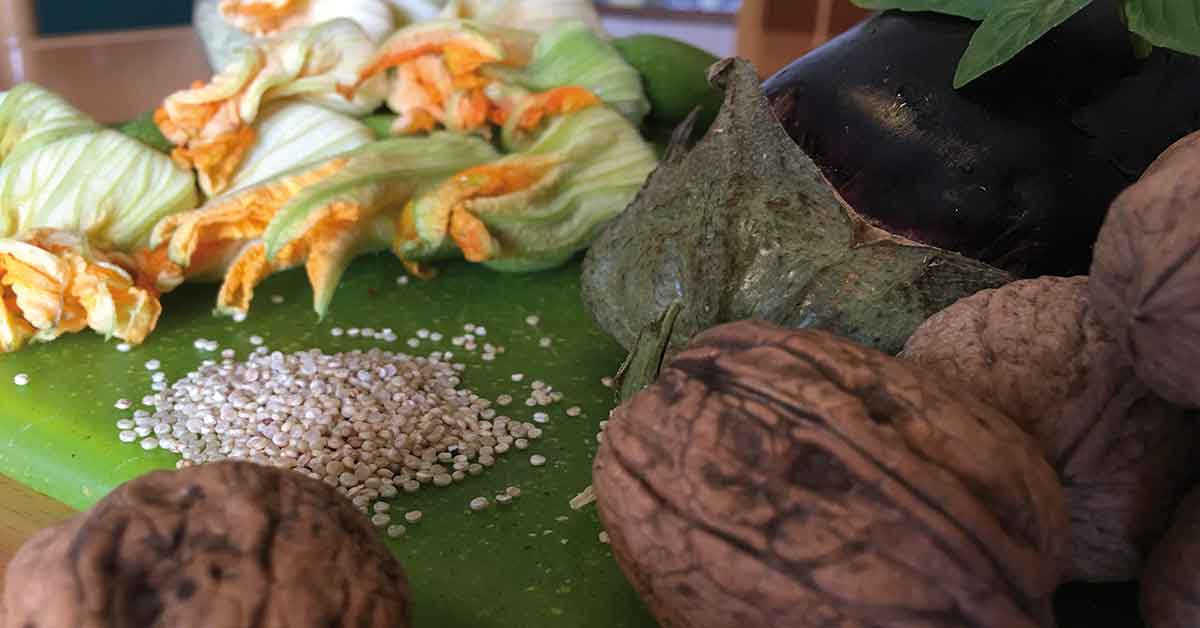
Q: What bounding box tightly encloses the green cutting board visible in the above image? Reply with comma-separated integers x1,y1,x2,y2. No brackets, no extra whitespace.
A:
0,252,658,628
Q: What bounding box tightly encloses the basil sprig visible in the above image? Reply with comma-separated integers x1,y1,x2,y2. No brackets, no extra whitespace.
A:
850,0,1200,88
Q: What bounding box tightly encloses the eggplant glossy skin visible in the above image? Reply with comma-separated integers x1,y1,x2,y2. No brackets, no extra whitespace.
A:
763,3,1200,277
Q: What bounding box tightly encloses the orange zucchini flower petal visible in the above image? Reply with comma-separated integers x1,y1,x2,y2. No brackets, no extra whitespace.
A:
157,19,384,196
157,134,499,317
396,154,565,263
398,103,659,274
0,230,162,352
218,0,305,35
346,19,535,100
515,86,600,131
217,0,397,42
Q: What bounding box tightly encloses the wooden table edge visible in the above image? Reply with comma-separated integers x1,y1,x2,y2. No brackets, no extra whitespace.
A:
0,474,76,594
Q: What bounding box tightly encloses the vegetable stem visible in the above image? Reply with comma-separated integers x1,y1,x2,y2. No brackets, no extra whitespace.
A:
1131,32,1154,59
1117,0,1153,59
613,301,682,403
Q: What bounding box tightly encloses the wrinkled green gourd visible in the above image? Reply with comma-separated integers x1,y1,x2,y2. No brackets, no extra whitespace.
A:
582,58,1012,394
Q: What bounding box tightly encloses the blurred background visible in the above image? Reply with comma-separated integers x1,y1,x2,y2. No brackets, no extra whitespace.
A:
0,0,871,122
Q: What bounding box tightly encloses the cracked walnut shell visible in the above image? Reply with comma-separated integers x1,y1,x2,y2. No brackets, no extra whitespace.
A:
902,276,1200,583
0,461,410,628
593,320,1068,628
1141,485,1200,628
1090,130,1200,409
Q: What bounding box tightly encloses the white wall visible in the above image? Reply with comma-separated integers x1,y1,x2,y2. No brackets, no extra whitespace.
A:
601,15,736,57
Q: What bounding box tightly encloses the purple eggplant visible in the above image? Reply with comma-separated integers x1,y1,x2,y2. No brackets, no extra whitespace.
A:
762,2,1200,277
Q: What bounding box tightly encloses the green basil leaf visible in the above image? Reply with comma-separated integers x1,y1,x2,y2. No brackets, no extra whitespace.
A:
850,0,991,20
1123,0,1200,55
953,0,1094,88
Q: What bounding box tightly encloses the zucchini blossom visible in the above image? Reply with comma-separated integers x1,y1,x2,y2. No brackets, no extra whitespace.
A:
0,85,199,351
217,0,398,41
149,133,499,318
395,94,658,274
345,19,647,135
161,19,658,316
155,18,387,197
439,0,607,38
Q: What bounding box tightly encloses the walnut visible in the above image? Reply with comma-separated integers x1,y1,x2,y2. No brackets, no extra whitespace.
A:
0,461,410,628
593,320,1068,628
1141,486,1200,628
1090,130,1200,408
901,276,1200,582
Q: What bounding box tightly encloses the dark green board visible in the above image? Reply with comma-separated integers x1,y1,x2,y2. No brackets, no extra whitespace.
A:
0,253,658,628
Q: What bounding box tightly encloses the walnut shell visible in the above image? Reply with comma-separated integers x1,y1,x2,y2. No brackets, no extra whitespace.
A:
593,320,1068,628
1141,485,1200,628
1090,130,1200,408
0,461,410,628
901,276,1200,583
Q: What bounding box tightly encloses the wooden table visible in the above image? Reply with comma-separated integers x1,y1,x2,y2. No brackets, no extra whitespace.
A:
0,476,75,592
736,0,871,76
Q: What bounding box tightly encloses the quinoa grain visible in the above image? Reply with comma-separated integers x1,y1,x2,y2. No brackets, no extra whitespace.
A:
113,347,531,518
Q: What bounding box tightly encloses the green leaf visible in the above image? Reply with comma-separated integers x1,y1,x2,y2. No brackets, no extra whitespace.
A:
115,111,174,154
1123,0,1200,55
849,0,991,20
0,256,658,628
360,113,398,139
953,0,1094,88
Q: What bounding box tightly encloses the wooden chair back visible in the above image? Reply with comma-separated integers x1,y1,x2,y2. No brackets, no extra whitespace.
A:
736,0,871,77
0,0,210,122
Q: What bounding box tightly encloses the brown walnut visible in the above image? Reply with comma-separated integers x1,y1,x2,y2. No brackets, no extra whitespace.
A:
1141,486,1200,628
593,320,1068,628
0,461,410,628
901,276,1200,582
1090,130,1200,408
